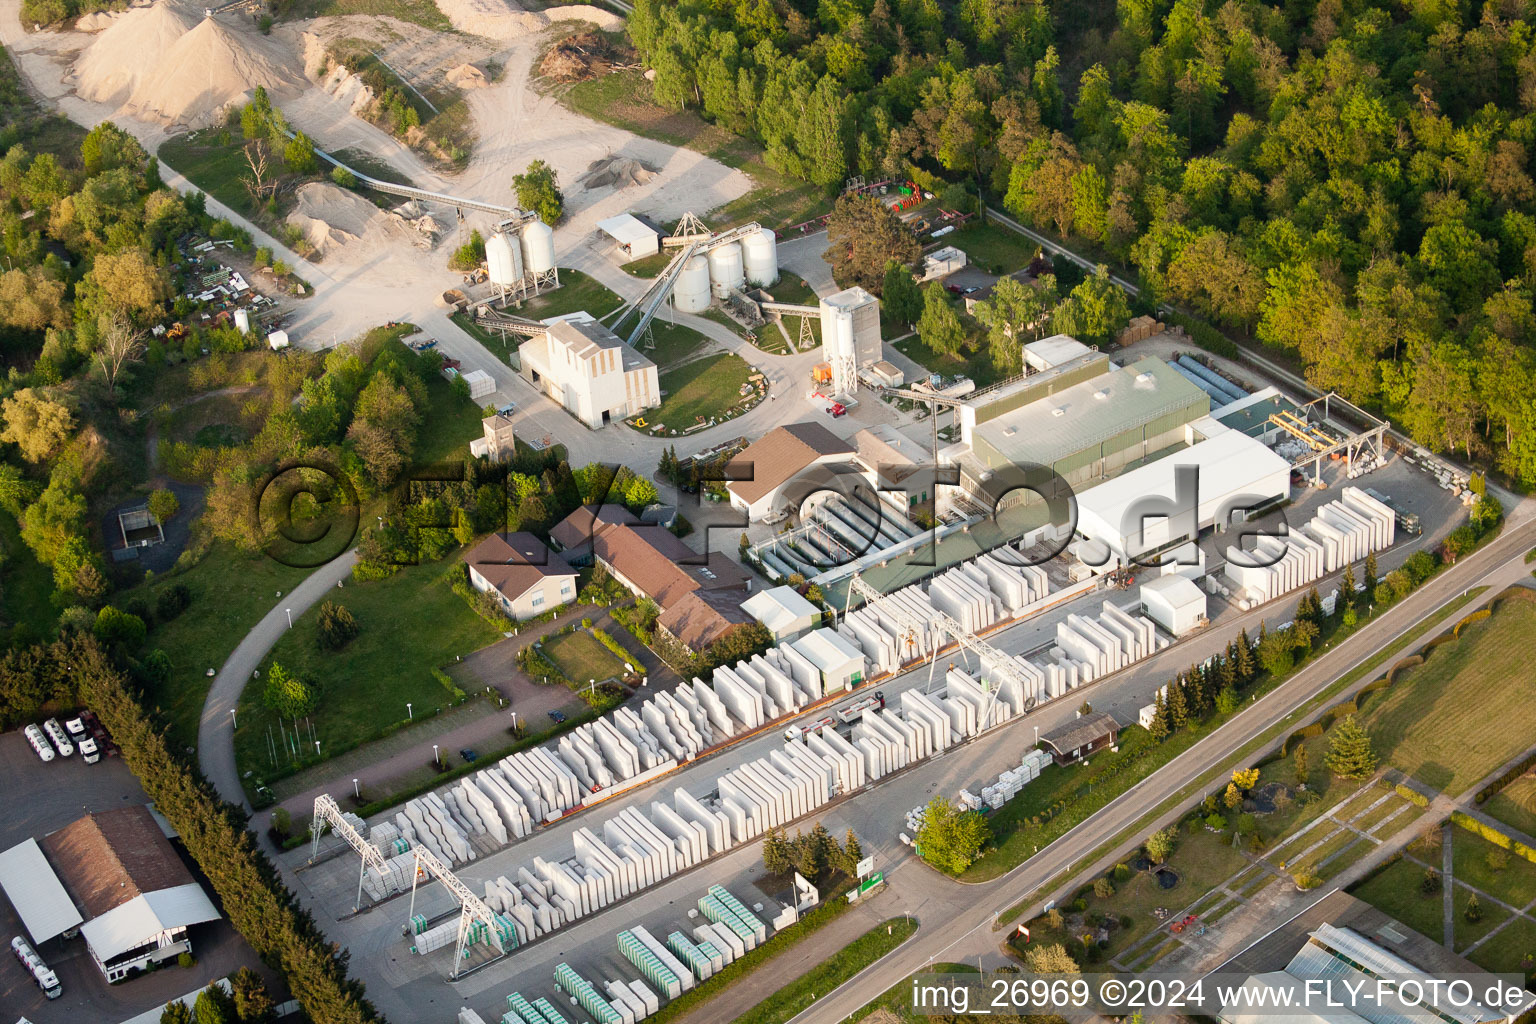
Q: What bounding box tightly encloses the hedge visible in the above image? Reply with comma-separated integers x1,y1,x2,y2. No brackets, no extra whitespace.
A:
1394,784,1429,809
1448,811,1536,866
1163,311,1240,359
65,635,384,1023
1474,748,1536,805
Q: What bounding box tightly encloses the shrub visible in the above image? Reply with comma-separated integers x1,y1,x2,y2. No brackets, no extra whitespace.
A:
1421,868,1442,895
176,951,195,969
1293,870,1322,890
317,600,360,650
1093,877,1115,899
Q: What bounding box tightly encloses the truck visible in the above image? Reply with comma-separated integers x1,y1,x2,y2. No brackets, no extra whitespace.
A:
78,736,100,764
42,718,72,757
79,710,118,756
835,691,886,724
1363,487,1422,535
784,715,836,741
23,724,53,763
11,937,62,1000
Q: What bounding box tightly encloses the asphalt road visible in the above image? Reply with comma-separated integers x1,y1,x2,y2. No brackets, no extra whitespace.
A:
789,512,1536,1024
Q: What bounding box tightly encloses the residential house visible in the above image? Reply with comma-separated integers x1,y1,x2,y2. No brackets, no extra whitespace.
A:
465,531,578,620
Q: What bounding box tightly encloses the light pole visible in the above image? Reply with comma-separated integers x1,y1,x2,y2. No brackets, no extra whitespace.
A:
511,711,518,733
285,608,292,629
407,702,413,720
352,778,360,799
230,708,238,729
314,740,321,756
433,744,440,767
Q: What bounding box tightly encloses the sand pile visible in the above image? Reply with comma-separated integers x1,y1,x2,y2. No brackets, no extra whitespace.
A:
433,0,621,40
287,182,417,256
72,3,196,106
321,63,375,114
578,154,657,190
75,11,119,31
446,63,489,88
74,8,304,127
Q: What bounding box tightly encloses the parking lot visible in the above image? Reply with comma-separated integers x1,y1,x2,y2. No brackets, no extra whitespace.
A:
0,728,268,1023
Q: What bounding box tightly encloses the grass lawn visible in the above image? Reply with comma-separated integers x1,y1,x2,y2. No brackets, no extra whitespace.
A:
1354,600,1536,796
1452,882,1512,950
0,512,60,642
1482,774,1536,838
540,630,625,686
233,558,501,785
516,269,625,321
621,250,674,278
417,372,489,464
948,221,1040,274
734,917,917,1024
126,545,313,753
159,132,266,217
1452,827,1536,907
1350,857,1446,944
1467,915,1536,973
639,319,716,369
639,352,760,434
561,69,833,230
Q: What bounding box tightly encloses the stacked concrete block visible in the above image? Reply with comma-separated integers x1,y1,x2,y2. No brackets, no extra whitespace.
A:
650,800,708,866
696,920,744,961
504,993,545,1024
532,997,571,1024
840,610,899,674
776,642,823,700
667,931,715,980
928,567,1001,633
805,729,866,791
673,788,732,854
1341,486,1395,546
554,964,624,1024
690,680,738,740
618,929,683,1000
459,1008,490,1024
899,690,954,750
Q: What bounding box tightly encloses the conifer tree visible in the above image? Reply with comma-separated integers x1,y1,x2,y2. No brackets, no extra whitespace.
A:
1167,677,1189,728
1340,562,1356,607
1326,715,1378,779
1364,551,1378,595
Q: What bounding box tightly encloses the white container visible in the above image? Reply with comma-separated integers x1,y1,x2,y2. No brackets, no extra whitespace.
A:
24,723,54,762
741,227,778,286
520,220,556,275
707,243,744,298
486,231,523,286
268,330,290,350
234,308,251,334
462,369,495,398
44,718,73,757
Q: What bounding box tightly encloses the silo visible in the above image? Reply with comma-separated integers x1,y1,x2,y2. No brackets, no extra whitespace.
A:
486,231,523,287
741,228,778,286
520,219,556,275
820,302,855,363
707,242,744,298
673,255,711,313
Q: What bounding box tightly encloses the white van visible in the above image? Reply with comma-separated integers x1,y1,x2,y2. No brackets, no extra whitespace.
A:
78,736,100,764
23,725,54,763
42,718,72,757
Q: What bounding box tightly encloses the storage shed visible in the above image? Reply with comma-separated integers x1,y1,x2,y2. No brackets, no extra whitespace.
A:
596,214,661,261
1139,574,1208,636
790,629,865,695
741,585,820,642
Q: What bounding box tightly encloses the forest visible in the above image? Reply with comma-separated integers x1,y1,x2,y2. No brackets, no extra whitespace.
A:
628,0,1536,485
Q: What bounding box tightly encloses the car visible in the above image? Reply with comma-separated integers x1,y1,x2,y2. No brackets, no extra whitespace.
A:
459,748,478,763
962,286,980,294
496,403,515,417
42,718,73,757
547,709,566,723
23,724,54,763
64,717,86,741
945,284,963,294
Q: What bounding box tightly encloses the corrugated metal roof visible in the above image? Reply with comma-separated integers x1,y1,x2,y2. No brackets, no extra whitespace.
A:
970,356,1208,468
0,839,83,943
80,884,220,964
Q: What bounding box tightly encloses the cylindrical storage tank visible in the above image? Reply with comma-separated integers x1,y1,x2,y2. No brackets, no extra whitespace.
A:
674,255,711,313
486,231,523,286
234,308,251,334
741,228,778,286
520,220,556,275
707,242,744,298
821,303,855,360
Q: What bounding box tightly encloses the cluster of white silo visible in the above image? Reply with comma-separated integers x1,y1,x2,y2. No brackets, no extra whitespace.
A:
1222,486,1395,607
741,227,778,286
673,254,711,313
485,219,557,296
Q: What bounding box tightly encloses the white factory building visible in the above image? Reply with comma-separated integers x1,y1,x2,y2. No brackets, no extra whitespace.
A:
1072,427,1292,570
518,317,660,430
1138,574,1208,636
741,586,821,642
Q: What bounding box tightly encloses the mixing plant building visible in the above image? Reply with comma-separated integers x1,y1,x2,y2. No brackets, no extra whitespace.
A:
517,319,660,430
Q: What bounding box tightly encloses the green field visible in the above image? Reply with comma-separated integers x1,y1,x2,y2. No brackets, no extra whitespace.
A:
1354,600,1536,796
233,559,501,785
416,372,490,463
541,630,626,686
276,0,450,30
733,917,917,1024
947,221,1040,274
894,323,1004,388
621,250,673,278
516,270,625,321
640,352,760,433
1482,775,1536,838
637,319,715,369
0,512,60,643
159,132,267,216
562,69,833,230
1452,827,1536,907
1468,915,1536,973
1350,855,1446,946
127,546,313,752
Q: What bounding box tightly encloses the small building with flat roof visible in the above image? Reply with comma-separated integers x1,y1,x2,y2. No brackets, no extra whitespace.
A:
596,213,661,261
741,585,820,642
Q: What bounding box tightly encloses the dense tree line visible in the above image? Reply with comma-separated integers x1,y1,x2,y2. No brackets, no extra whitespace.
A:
628,0,1536,485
